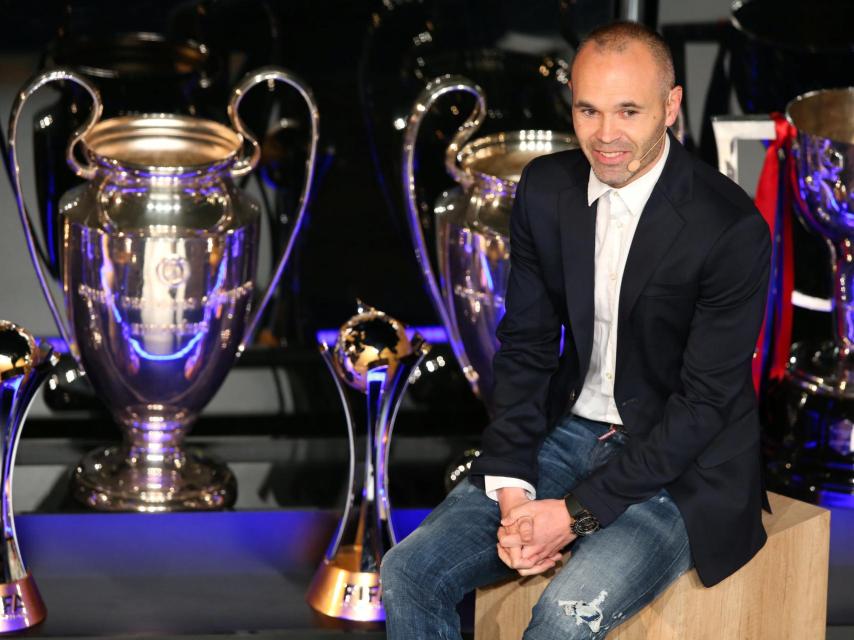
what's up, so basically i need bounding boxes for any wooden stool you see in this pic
[474,492,829,639]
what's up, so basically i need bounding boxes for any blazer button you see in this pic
[569,390,577,403]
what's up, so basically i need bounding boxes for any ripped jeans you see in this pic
[381,415,692,640]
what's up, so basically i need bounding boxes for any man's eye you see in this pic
[623,110,638,117]
[582,109,597,117]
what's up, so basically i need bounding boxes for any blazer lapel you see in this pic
[616,186,685,376]
[617,135,693,344]
[558,184,596,378]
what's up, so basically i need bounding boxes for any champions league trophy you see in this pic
[7,67,319,511]
[307,303,429,622]
[0,321,57,632]
[713,88,854,495]
[402,75,577,410]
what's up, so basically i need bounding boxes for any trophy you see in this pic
[307,303,429,622]
[713,88,854,495]
[0,321,57,632]
[7,66,319,511]
[402,75,577,410]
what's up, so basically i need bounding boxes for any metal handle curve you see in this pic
[401,74,485,394]
[228,66,320,353]
[7,69,103,362]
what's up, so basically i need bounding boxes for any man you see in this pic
[382,21,770,639]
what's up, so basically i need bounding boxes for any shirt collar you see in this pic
[586,134,670,216]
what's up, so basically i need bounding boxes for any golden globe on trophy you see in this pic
[306,303,429,622]
[7,67,319,511]
[402,74,577,410]
[0,321,57,632]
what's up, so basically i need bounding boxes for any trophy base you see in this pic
[763,370,854,498]
[72,445,236,512]
[0,573,47,632]
[306,546,384,622]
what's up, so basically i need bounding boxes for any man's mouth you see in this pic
[593,149,630,165]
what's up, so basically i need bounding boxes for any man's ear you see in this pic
[665,85,683,127]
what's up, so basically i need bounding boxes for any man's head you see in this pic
[569,22,682,188]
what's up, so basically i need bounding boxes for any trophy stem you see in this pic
[71,415,235,512]
[829,240,854,376]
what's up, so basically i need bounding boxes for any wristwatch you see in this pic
[564,492,600,536]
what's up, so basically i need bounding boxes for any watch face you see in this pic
[572,513,600,536]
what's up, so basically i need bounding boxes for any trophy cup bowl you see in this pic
[785,88,854,392]
[307,303,429,622]
[0,321,57,632]
[7,67,319,511]
[403,75,577,410]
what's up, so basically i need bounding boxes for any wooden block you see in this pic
[475,493,829,640]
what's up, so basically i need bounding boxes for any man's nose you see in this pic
[596,116,620,144]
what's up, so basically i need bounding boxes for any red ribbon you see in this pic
[752,114,796,393]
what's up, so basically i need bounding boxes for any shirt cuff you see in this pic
[483,476,537,501]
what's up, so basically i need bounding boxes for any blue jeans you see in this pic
[381,415,692,639]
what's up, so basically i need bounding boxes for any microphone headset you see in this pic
[627,128,667,173]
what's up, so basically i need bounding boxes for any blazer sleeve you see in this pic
[469,162,563,488]
[572,212,771,526]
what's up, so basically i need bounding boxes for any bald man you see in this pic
[381,21,770,639]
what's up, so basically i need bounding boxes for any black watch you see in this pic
[564,493,600,536]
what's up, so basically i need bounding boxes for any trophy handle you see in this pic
[228,66,320,352]
[402,75,486,394]
[7,69,103,362]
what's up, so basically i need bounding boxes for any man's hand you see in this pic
[495,487,534,571]
[499,498,576,575]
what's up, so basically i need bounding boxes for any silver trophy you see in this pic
[0,321,57,632]
[306,303,429,622]
[7,67,319,511]
[713,88,854,494]
[402,75,577,410]
[785,89,854,390]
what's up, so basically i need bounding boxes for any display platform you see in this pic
[14,509,429,638]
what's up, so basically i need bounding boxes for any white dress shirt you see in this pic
[485,136,671,501]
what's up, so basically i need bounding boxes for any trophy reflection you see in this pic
[7,67,319,511]
[307,303,429,622]
[0,321,57,632]
[402,74,577,410]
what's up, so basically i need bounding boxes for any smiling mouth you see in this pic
[594,149,630,165]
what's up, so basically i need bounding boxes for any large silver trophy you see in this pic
[0,321,56,632]
[402,75,577,409]
[7,67,319,511]
[307,303,429,622]
[713,88,854,495]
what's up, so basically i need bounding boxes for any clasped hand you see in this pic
[496,495,576,576]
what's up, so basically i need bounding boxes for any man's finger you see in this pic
[520,543,547,560]
[500,508,531,527]
[517,517,534,543]
[517,560,556,577]
[496,543,513,569]
[503,544,540,570]
[498,532,524,548]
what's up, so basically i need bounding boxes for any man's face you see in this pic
[570,42,682,188]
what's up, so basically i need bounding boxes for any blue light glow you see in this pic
[128,332,205,362]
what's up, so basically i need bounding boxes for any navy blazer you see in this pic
[469,134,771,587]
